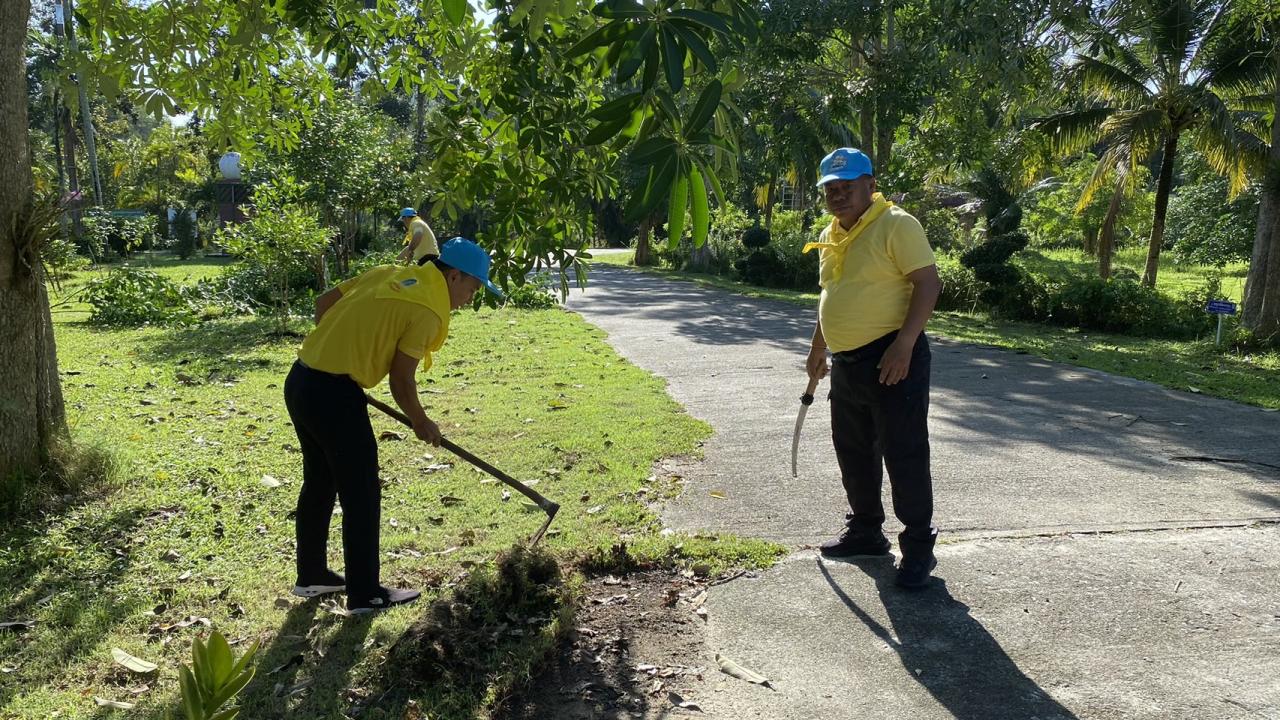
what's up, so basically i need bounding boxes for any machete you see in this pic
[791,374,822,478]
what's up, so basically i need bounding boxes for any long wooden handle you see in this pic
[364,393,560,516]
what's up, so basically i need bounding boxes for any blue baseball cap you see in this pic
[439,238,504,299]
[816,148,874,187]
[400,207,418,218]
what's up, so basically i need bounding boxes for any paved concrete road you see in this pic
[565,265,1280,719]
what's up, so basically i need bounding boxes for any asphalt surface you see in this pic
[564,262,1280,719]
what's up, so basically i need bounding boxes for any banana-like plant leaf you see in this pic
[670,9,731,35]
[593,0,648,18]
[660,27,684,92]
[583,114,632,145]
[441,0,467,26]
[668,22,716,72]
[566,20,632,58]
[631,136,677,165]
[588,91,644,122]
[617,25,656,83]
[667,174,689,248]
[684,80,722,138]
[689,165,710,248]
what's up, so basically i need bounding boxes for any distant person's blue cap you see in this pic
[439,238,504,299]
[400,207,418,218]
[816,148,874,187]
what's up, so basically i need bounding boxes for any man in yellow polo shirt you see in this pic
[396,207,439,264]
[284,238,503,614]
[803,148,942,589]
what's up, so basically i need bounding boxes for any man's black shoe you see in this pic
[292,569,346,598]
[819,527,891,558]
[347,586,420,615]
[895,555,937,589]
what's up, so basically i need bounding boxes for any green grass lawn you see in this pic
[2,262,782,719]
[610,254,1280,410]
[1018,246,1249,302]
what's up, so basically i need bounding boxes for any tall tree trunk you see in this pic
[60,101,85,242]
[1243,51,1280,339]
[1,0,68,484]
[875,7,894,170]
[634,217,653,266]
[1098,180,1124,280]
[1142,135,1179,287]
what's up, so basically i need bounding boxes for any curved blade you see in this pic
[791,375,821,478]
[790,403,809,478]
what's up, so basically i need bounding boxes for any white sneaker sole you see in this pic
[291,584,345,598]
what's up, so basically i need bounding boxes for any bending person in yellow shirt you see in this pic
[396,207,439,264]
[285,238,503,614]
[803,147,942,589]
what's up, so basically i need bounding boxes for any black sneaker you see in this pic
[819,526,891,558]
[291,570,346,598]
[347,586,420,615]
[895,556,938,589]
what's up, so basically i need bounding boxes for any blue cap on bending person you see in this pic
[816,148,874,187]
[400,207,418,218]
[439,238,504,299]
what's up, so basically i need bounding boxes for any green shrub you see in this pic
[935,254,982,312]
[41,232,89,280]
[504,272,559,309]
[215,177,330,314]
[85,266,197,326]
[172,209,198,260]
[742,224,771,249]
[208,262,316,314]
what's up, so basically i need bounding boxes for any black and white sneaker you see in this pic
[291,570,346,598]
[347,586,420,615]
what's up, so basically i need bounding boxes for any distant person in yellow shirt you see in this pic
[284,238,503,614]
[396,207,439,264]
[802,148,942,589]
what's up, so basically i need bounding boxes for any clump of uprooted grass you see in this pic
[376,545,575,714]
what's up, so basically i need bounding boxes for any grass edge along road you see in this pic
[1,280,783,719]
[590,250,1280,410]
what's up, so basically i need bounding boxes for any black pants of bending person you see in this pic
[283,360,380,599]
[830,331,937,560]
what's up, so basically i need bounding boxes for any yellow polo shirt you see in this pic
[404,217,439,262]
[816,205,935,353]
[297,264,451,388]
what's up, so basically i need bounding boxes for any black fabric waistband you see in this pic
[293,359,355,383]
[833,331,900,364]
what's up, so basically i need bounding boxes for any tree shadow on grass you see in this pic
[132,317,307,378]
[0,507,148,709]
[818,558,1078,720]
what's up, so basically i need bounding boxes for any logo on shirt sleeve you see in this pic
[400,278,418,287]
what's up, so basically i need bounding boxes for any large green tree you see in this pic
[1035,0,1267,288]
[1236,0,1280,339]
[3,0,756,482]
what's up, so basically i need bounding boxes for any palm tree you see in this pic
[1035,0,1268,287]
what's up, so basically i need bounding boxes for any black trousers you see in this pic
[283,361,381,598]
[830,331,937,559]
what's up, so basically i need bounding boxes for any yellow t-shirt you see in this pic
[297,264,451,388]
[816,205,936,353]
[404,217,439,262]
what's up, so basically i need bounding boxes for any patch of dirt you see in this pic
[499,569,716,719]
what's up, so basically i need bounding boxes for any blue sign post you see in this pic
[1205,300,1237,345]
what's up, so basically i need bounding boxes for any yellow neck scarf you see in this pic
[802,193,894,286]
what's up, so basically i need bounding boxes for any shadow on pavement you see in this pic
[818,557,1078,720]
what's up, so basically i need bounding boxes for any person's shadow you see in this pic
[819,557,1079,720]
